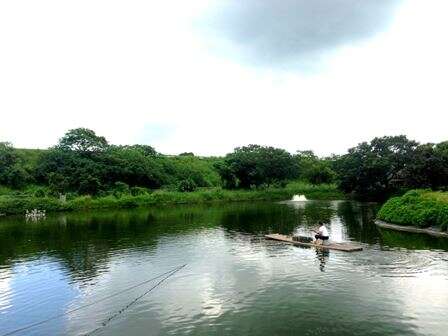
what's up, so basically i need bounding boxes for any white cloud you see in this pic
[1,0,447,156]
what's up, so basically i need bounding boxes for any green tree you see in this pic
[306,162,335,185]
[177,178,197,192]
[0,142,31,188]
[398,142,448,190]
[334,136,418,199]
[56,128,108,153]
[217,145,297,189]
[48,172,70,195]
[294,150,318,178]
[78,174,102,195]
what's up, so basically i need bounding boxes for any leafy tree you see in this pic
[293,150,338,184]
[103,146,168,188]
[306,162,335,185]
[334,136,418,199]
[37,142,169,195]
[214,161,237,189]
[294,150,318,178]
[112,181,130,197]
[56,128,108,153]
[164,155,220,188]
[78,174,102,195]
[0,142,17,172]
[217,145,297,189]
[124,144,158,157]
[398,143,448,190]
[48,172,70,195]
[0,142,31,188]
[177,178,197,192]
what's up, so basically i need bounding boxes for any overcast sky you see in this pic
[1,0,447,156]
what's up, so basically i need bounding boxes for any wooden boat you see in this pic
[265,234,363,252]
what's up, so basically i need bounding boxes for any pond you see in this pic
[1,200,448,336]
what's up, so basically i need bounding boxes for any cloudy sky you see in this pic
[1,0,447,156]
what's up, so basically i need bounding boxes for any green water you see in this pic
[1,200,448,336]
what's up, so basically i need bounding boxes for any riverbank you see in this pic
[375,220,448,238]
[377,190,448,233]
[0,182,344,216]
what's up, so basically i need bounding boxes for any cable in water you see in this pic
[1,264,187,336]
[83,264,186,336]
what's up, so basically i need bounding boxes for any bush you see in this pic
[48,172,69,195]
[78,175,102,195]
[34,188,46,198]
[177,178,197,192]
[0,196,70,215]
[112,181,130,197]
[117,196,139,208]
[377,190,448,230]
[130,186,149,196]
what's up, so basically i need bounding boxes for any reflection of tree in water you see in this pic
[285,200,334,227]
[379,228,448,251]
[220,201,335,237]
[0,201,384,285]
[316,249,330,272]
[336,201,380,244]
[219,202,297,235]
[0,205,224,283]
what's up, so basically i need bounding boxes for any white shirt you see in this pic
[319,225,329,237]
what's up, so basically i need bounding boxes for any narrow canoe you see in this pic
[265,234,363,252]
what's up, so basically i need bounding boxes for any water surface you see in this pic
[1,200,447,336]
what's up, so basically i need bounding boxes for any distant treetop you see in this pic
[56,128,108,153]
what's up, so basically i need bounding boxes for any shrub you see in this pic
[0,196,70,215]
[177,178,197,192]
[113,181,130,197]
[48,172,69,195]
[78,175,102,195]
[34,188,46,198]
[130,186,149,196]
[377,190,448,230]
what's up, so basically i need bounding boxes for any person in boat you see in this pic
[313,222,330,244]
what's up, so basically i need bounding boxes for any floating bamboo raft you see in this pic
[265,234,363,252]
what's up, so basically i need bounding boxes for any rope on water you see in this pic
[1,264,187,336]
[83,264,186,336]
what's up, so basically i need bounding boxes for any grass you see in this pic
[0,182,344,215]
[377,189,448,231]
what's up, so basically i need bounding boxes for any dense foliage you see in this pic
[215,145,298,189]
[0,182,342,215]
[333,136,448,199]
[293,150,337,185]
[377,190,448,231]
[1,129,448,206]
[27,128,221,196]
[0,142,33,189]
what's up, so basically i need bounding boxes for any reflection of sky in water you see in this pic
[286,200,346,241]
[0,259,78,335]
[0,269,12,314]
[0,202,447,335]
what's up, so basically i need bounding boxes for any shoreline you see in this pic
[375,219,448,238]
[0,185,344,217]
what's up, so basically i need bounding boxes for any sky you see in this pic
[1,0,447,156]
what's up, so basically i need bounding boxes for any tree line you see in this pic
[1,129,447,200]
